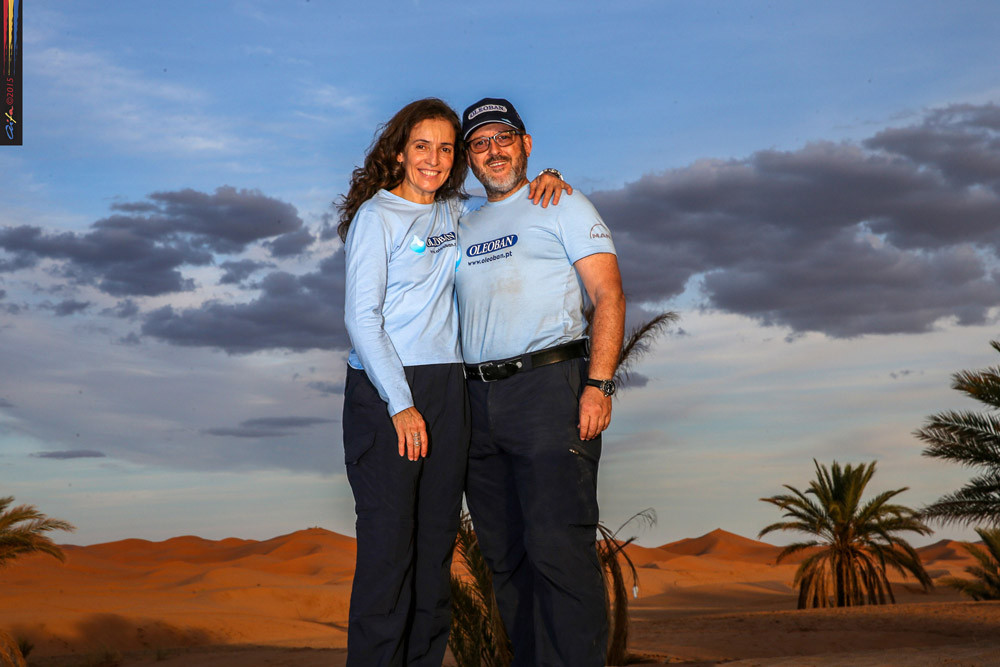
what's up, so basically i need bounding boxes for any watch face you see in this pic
[589,378,616,396]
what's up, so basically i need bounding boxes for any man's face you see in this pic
[466,122,533,200]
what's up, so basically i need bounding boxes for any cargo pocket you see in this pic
[344,430,377,466]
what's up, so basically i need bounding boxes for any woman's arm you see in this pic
[344,210,428,459]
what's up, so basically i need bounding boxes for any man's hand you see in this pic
[528,172,573,207]
[578,385,612,440]
[391,406,428,460]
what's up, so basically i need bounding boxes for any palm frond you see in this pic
[0,497,75,568]
[614,312,678,387]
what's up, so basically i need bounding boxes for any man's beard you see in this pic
[470,146,528,198]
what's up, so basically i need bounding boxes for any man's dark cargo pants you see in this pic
[465,357,608,667]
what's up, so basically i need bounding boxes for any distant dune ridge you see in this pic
[2,527,1000,666]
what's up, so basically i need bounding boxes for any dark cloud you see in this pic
[117,332,141,346]
[0,223,208,296]
[0,186,304,297]
[242,417,335,428]
[0,398,13,408]
[202,426,291,438]
[102,299,140,319]
[617,372,650,390]
[102,186,304,254]
[218,259,274,285]
[32,449,106,459]
[141,251,348,353]
[307,380,344,395]
[40,298,91,317]
[265,227,316,258]
[591,102,1000,338]
[203,415,336,438]
[318,212,340,241]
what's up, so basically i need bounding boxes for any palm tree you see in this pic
[915,339,1000,527]
[759,460,933,609]
[596,508,656,665]
[448,512,512,667]
[940,528,1000,601]
[448,510,656,667]
[0,495,76,568]
[0,628,28,667]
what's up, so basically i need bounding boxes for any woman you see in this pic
[338,97,568,666]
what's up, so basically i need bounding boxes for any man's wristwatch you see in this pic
[586,378,616,397]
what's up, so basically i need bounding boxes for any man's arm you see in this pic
[574,252,625,440]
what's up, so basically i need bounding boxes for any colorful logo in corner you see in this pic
[409,235,427,254]
[2,0,22,146]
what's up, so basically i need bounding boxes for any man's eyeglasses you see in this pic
[466,129,521,154]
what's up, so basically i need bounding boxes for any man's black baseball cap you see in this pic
[461,98,526,140]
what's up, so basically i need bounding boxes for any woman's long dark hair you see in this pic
[336,98,467,242]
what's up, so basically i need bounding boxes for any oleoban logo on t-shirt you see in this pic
[589,224,612,240]
[466,234,518,257]
[426,232,456,248]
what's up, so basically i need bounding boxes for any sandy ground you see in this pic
[4,527,999,666]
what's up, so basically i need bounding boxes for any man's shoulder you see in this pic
[552,190,600,217]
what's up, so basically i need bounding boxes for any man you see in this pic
[455,97,626,666]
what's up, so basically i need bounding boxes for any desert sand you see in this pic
[3,527,999,666]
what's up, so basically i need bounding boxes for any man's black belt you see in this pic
[465,339,589,382]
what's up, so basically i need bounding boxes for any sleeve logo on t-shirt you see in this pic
[589,224,612,240]
[466,234,518,257]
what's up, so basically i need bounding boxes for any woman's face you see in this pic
[393,117,456,204]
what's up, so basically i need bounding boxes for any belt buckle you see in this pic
[476,362,495,382]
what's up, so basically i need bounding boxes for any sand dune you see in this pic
[2,527,997,666]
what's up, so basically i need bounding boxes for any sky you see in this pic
[2,0,1000,548]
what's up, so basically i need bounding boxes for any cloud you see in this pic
[33,46,244,156]
[102,187,304,254]
[0,398,13,408]
[0,187,305,297]
[102,299,140,319]
[591,102,1000,338]
[44,299,91,317]
[265,228,316,258]
[32,450,107,459]
[203,416,336,438]
[218,259,274,285]
[307,380,344,396]
[141,252,348,353]
[618,372,650,390]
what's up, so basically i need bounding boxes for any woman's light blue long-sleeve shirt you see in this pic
[344,190,476,416]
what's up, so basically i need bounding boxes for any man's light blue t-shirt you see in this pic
[454,185,616,365]
[344,190,478,415]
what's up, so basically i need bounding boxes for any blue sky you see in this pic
[3,0,1000,546]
